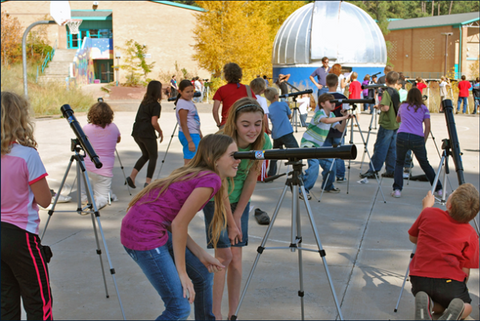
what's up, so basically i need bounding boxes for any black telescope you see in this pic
[371,71,382,77]
[168,91,201,102]
[361,84,386,90]
[442,99,465,185]
[234,144,357,161]
[330,98,375,104]
[60,104,103,169]
[279,89,313,99]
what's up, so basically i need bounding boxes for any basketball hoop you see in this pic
[66,19,82,35]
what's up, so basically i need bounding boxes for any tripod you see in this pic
[231,160,344,320]
[155,122,178,180]
[290,103,300,133]
[393,138,480,313]
[40,139,126,320]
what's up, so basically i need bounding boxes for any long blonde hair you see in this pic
[127,134,234,248]
[220,97,265,172]
[1,92,37,156]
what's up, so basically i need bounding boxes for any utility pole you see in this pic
[441,32,453,76]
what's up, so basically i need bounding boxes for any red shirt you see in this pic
[408,207,479,282]
[213,83,256,126]
[416,82,427,94]
[348,80,361,99]
[458,80,472,97]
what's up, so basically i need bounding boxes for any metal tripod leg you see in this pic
[115,149,131,195]
[155,122,178,179]
[360,111,377,172]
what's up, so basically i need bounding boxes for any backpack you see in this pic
[384,87,400,116]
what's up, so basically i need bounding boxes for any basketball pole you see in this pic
[22,20,58,100]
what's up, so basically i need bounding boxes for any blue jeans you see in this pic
[393,133,442,192]
[268,133,299,177]
[457,96,468,113]
[474,98,479,114]
[364,103,374,113]
[123,233,215,320]
[368,126,397,173]
[324,135,345,179]
[299,113,308,127]
[302,157,335,193]
[317,87,329,98]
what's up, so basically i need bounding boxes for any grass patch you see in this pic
[1,63,95,116]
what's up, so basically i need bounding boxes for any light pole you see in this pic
[115,52,121,86]
[442,32,453,76]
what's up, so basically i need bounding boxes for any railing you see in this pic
[41,39,57,73]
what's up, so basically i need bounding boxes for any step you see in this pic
[38,75,72,84]
[51,49,78,62]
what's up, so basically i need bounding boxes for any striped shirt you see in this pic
[300,109,338,148]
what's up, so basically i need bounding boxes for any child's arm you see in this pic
[224,189,242,244]
[31,177,51,209]
[462,267,470,282]
[212,100,222,127]
[231,166,259,239]
[171,187,225,303]
[409,235,418,244]
[151,116,163,143]
[423,118,431,142]
[422,190,435,210]
[263,114,271,134]
[178,109,195,152]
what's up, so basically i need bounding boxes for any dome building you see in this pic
[272,1,387,94]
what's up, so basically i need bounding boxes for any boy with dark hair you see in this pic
[360,71,400,179]
[410,184,479,320]
[300,93,352,199]
[457,75,471,114]
[264,87,299,177]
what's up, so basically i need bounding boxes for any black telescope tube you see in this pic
[233,144,357,161]
[61,104,103,169]
[330,98,375,104]
[442,100,465,185]
[361,84,386,90]
[279,89,313,99]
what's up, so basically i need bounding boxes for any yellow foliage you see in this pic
[193,1,306,84]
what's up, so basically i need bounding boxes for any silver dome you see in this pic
[272,1,387,66]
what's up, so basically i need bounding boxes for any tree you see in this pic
[116,39,155,86]
[1,11,22,66]
[192,1,305,82]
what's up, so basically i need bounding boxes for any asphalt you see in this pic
[33,98,479,320]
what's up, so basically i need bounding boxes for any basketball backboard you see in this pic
[50,1,71,26]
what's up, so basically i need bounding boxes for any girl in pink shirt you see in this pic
[1,91,53,320]
[81,102,121,211]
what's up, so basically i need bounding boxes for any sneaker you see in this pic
[52,193,71,203]
[381,171,394,178]
[336,177,347,183]
[299,192,312,200]
[404,167,412,173]
[414,291,432,320]
[325,187,341,193]
[391,190,401,198]
[403,172,410,179]
[357,178,369,184]
[360,171,377,179]
[435,189,443,197]
[437,298,464,320]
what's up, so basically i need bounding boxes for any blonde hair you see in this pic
[1,92,37,155]
[249,78,266,95]
[264,87,278,102]
[220,97,265,172]
[449,183,480,223]
[127,134,234,248]
[350,72,358,80]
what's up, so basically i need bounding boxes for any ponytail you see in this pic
[174,93,182,106]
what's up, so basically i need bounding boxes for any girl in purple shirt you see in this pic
[392,87,442,198]
[121,134,240,320]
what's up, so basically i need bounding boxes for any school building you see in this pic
[1,1,208,84]
[385,12,479,80]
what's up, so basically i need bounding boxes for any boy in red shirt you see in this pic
[409,183,479,320]
[457,75,472,114]
[348,71,362,119]
[416,77,428,94]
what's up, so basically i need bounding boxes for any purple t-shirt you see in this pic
[397,103,430,137]
[310,66,331,87]
[121,171,221,251]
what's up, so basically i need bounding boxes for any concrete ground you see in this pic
[33,98,479,320]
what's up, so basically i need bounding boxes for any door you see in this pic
[94,60,114,83]
[68,30,87,49]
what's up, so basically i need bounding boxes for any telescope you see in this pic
[371,71,381,77]
[279,89,313,99]
[234,144,357,161]
[442,99,464,185]
[361,84,386,90]
[60,104,103,169]
[330,98,375,105]
[168,91,201,102]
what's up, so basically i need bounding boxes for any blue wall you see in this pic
[273,66,384,96]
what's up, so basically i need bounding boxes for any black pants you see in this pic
[267,132,299,177]
[1,222,53,320]
[133,136,158,179]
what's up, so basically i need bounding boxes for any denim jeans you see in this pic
[267,133,299,177]
[123,233,215,320]
[323,136,345,179]
[302,157,335,193]
[364,103,374,113]
[317,87,329,98]
[474,99,479,114]
[299,113,308,127]
[457,96,468,113]
[393,132,442,192]
[369,126,397,173]
[404,150,414,170]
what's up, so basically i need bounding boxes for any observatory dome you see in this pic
[272,1,387,91]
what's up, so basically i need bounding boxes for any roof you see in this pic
[150,1,205,12]
[388,12,479,30]
[71,10,112,20]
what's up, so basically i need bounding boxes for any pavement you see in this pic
[32,98,479,320]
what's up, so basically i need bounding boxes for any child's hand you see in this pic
[422,190,435,209]
[188,141,195,152]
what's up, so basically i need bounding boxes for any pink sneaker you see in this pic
[391,190,401,198]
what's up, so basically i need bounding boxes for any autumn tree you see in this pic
[1,11,22,66]
[192,1,305,82]
[116,39,155,86]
